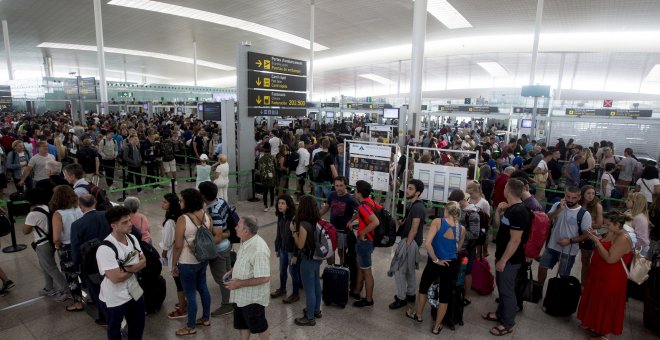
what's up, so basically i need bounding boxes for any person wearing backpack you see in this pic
[6,140,32,193]
[290,195,323,326]
[98,130,118,189]
[258,143,277,212]
[97,206,147,340]
[171,189,221,336]
[349,180,379,308]
[121,135,143,193]
[449,189,480,307]
[62,163,90,197]
[160,132,178,182]
[22,188,69,301]
[310,138,338,207]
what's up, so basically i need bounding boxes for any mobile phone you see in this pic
[223,273,232,282]
[594,228,608,236]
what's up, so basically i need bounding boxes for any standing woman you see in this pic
[291,195,322,326]
[466,180,492,258]
[213,154,229,201]
[578,185,604,284]
[625,192,650,256]
[577,211,633,340]
[50,185,84,311]
[406,201,465,335]
[635,166,660,208]
[6,140,32,192]
[276,144,289,196]
[271,194,300,304]
[54,135,67,163]
[171,189,217,336]
[160,193,187,319]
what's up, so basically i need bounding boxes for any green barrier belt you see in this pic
[542,186,625,203]
[107,179,170,193]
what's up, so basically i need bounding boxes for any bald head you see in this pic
[78,194,96,212]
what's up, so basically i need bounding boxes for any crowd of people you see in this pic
[0,109,657,339]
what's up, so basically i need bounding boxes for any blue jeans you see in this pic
[103,297,145,340]
[313,181,331,207]
[179,262,211,328]
[300,259,322,320]
[278,250,300,295]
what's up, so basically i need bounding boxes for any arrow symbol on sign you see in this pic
[256,78,262,86]
[256,60,262,67]
[256,96,262,104]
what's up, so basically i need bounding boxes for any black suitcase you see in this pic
[543,275,581,316]
[345,230,358,292]
[644,252,660,334]
[142,275,167,314]
[430,287,465,330]
[322,265,349,308]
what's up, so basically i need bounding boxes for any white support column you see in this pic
[409,0,428,137]
[555,52,566,101]
[2,20,13,80]
[529,0,544,141]
[93,0,108,115]
[308,0,315,102]
[123,56,127,82]
[193,41,198,86]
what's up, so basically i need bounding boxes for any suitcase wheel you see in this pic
[338,304,346,309]
[448,326,456,331]
[458,321,464,326]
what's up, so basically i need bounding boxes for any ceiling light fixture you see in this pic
[477,62,508,77]
[108,0,328,51]
[427,0,472,29]
[359,73,395,85]
[645,64,660,82]
[37,42,235,71]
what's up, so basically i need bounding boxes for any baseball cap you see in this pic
[200,154,209,161]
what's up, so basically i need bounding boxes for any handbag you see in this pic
[520,263,543,303]
[621,247,651,285]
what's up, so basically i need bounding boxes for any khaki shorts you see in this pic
[162,160,177,173]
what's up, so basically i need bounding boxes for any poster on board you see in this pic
[369,125,392,143]
[413,163,468,203]
[348,143,392,192]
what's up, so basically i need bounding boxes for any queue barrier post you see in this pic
[248,169,260,202]
[187,159,195,182]
[120,167,127,202]
[171,178,176,195]
[2,201,28,253]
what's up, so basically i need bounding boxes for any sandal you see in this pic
[405,310,423,322]
[65,304,84,312]
[481,312,499,322]
[196,318,210,327]
[175,327,197,336]
[462,298,472,307]
[167,308,187,319]
[432,325,443,335]
[490,325,513,336]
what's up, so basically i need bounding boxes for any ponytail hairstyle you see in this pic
[467,180,484,198]
[603,210,626,229]
[444,201,462,223]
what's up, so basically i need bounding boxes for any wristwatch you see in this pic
[433,258,440,264]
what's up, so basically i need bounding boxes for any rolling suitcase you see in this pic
[542,274,581,316]
[471,257,495,295]
[644,252,660,334]
[322,265,349,308]
[142,275,167,314]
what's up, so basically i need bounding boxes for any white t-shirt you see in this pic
[536,159,548,172]
[28,153,55,182]
[97,233,143,308]
[637,178,660,203]
[601,173,615,197]
[547,203,592,256]
[269,137,281,156]
[296,148,310,175]
[468,197,491,217]
[618,156,637,181]
[25,205,49,243]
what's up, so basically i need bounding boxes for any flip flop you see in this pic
[405,310,423,322]
[196,318,210,327]
[481,312,499,322]
[490,325,513,336]
[175,327,197,336]
[432,325,443,335]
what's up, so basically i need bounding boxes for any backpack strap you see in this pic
[576,207,588,234]
[32,207,51,240]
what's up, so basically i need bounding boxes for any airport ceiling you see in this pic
[2,0,660,98]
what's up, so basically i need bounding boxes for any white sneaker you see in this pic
[264,207,269,212]
[38,288,58,297]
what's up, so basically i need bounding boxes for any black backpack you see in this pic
[360,201,396,247]
[227,206,241,244]
[309,152,327,183]
[32,207,54,247]
[137,240,162,281]
[160,140,175,162]
[82,234,141,285]
[0,212,11,237]
[287,150,300,171]
[75,182,112,211]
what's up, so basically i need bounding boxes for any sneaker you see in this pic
[55,292,72,302]
[282,294,299,304]
[167,308,188,319]
[352,298,374,308]
[38,288,58,297]
[270,288,286,298]
[94,318,108,326]
[0,288,7,297]
[349,291,362,300]
[388,297,408,310]
[294,317,316,326]
[3,280,15,291]
[303,308,322,319]
[263,207,269,212]
[210,304,234,317]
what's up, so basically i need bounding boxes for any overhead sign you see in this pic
[603,99,613,107]
[346,103,392,109]
[118,92,133,98]
[247,52,307,76]
[248,107,307,117]
[78,77,97,100]
[321,102,340,108]
[202,102,222,121]
[63,78,79,100]
[565,108,652,118]
[248,90,306,107]
[439,105,499,113]
[512,107,549,115]
[247,71,306,92]
[0,85,11,112]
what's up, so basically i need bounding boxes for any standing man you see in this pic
[268,130,281,157]
[198,182,233,317]
[225,216,271,340]
[62,163,89,198]
[76,138,101,183]
[310,138,337,206]
[97,206,146,340]
[533,150,552,205]
[122,135,143,193]
[160,132,177,182]
[492,166,515,209]
[536,186,591,289]
[141,132,158,187]
[617,148,637,196]
[564,155,584,187]
[388,179,425,310]
[349,180,379,308]
[98,130,118,189]
[482,178,531,336]
[18,141,55,186]
[319,176,359,266]
[295,141,310,196]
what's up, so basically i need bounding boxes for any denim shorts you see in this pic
[336,230,347,249]
[539,248,576,277]
[355,238,374,269]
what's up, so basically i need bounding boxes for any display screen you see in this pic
[326,111,334,118]
[521,119,534,128]
[203,102,222,121]
[383,108,399,119]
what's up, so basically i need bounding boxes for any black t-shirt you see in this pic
[77,147,99,173]
[193,135,205,155]
[548,159,562,181]
[495,202,531,264]
[400,200,426,246]
[313,151,334,182]
[326,191,359,231]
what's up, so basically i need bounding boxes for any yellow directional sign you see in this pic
[248,71,305,91]
[256,60,262,67]
[263,78,270,88]
[256,96,262,105]
[248,90,306,107]
[248,52,307,76]
[256,78,262,86]
[264,96,270,106]
[263,60,271,70]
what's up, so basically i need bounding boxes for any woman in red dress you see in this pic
[577,211,633,340]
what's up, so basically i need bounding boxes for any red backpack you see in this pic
[317,219,338,251]
[524,211,551,259]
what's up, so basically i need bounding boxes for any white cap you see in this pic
[200,154,209,161]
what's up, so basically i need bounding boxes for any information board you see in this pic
[78,77,97,100]
[413,163,468,203]
[202,102,222,121]
[248,90,306,107]
[247,52,306,76]
[565,108,652,117]
[368,125,392,143]
[248,107,307,117]
[0,85,11,112]
[346,103,391,109]
[348,143,392,192]
[63,78,79,100]
[248,71,306,92]
[513,107,549,115]
[439,105,499,113]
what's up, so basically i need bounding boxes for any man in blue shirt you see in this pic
[564,155,584,187]
[319,176,359,266]
[511,153,523,169]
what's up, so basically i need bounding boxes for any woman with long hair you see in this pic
[625,192,650,256]
[580,148,596,185]
[271,194,300,304]
[291,195,323,326]
[578,185,604,284]
[54,135,67,163]
[160,193,187,319]
[276,144,289,196]
[50,185,84,311]
[213,154,230,202]
[577,211,633,340]
[467,180,491,257]
[407,201,465,334]
[650,193,660,241]
[6,140,32,192]
[635,165,660,206]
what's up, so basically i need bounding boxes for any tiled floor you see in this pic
[0,176,657,339]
